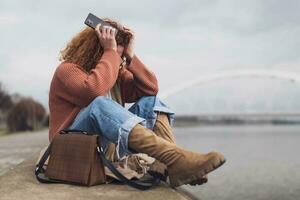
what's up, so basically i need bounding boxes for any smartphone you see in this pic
[84,13,118,35]
[84,13,130,46]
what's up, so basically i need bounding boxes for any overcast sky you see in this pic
[1,0,300,113]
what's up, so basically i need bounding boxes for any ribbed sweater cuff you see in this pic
[126,54,143,73]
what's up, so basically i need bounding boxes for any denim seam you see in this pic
[116,115,146,158]
[91,107,145,159]
[91,112,128,159]
[121,115,146,131]
[153,106,175,114]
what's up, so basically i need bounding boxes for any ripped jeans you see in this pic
[67,95,175,159]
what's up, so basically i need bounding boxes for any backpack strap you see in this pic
[35,130,160,190]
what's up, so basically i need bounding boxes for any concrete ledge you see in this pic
[0,156,192,200]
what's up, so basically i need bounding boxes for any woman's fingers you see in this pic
[95,23,102,37]
[95,23,117,51]
[102,26,107,38]
[123,25,133,32]
[107,26,114,37]
[111,27,116,37]
[123,24,131,30]
[123,25,135,37]
[105,26,111,37]
[100,25,116,38]
[96,23,101,31]
[108,27,116,38]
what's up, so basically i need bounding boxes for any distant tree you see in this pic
[0,82,13,112]
[10,93,23,104]
[7,97,46,132]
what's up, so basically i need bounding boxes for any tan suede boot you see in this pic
[147,113,173,181]
[153,112,176,143]
[128,123,226,187]
[152,112,208,185]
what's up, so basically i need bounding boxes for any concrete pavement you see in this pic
[0,130,192,200]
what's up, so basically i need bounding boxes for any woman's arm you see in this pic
[119,54,159,103]
[56,49,123,107]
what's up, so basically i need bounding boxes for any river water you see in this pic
[173,125,300,200]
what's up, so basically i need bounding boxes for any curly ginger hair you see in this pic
[59,17,127,73]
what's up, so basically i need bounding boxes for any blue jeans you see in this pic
[68,95,175,159]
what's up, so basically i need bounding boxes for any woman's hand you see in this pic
[123,26,135,60]
[95,24,117,51]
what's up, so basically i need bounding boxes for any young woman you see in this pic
[48,18,226,187]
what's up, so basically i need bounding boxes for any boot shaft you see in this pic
[153,113,176,143]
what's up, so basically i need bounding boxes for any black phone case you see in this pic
[84,13,131,47]
[84,13,119,35]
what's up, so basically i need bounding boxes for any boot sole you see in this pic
[188,175,208,186]
[169,153,226,187]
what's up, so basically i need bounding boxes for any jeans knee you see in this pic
[91,96,112,107]
[88,96,110,116]
[136,95,157,105]
[131,95,158,112]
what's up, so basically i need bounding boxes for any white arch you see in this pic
[160,69,300,99]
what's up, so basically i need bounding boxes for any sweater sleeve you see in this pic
[119,54,159,103]
[56,49,123,107]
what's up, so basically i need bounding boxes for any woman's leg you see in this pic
[67,96,146,159]
[128,95,175,131]
[128,122,226,188]
[128,95,212,186]
[127,96,175,179]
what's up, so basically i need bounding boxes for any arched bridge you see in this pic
[160,68,300,99]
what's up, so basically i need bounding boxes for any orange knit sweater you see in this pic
[48,49,158,141]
